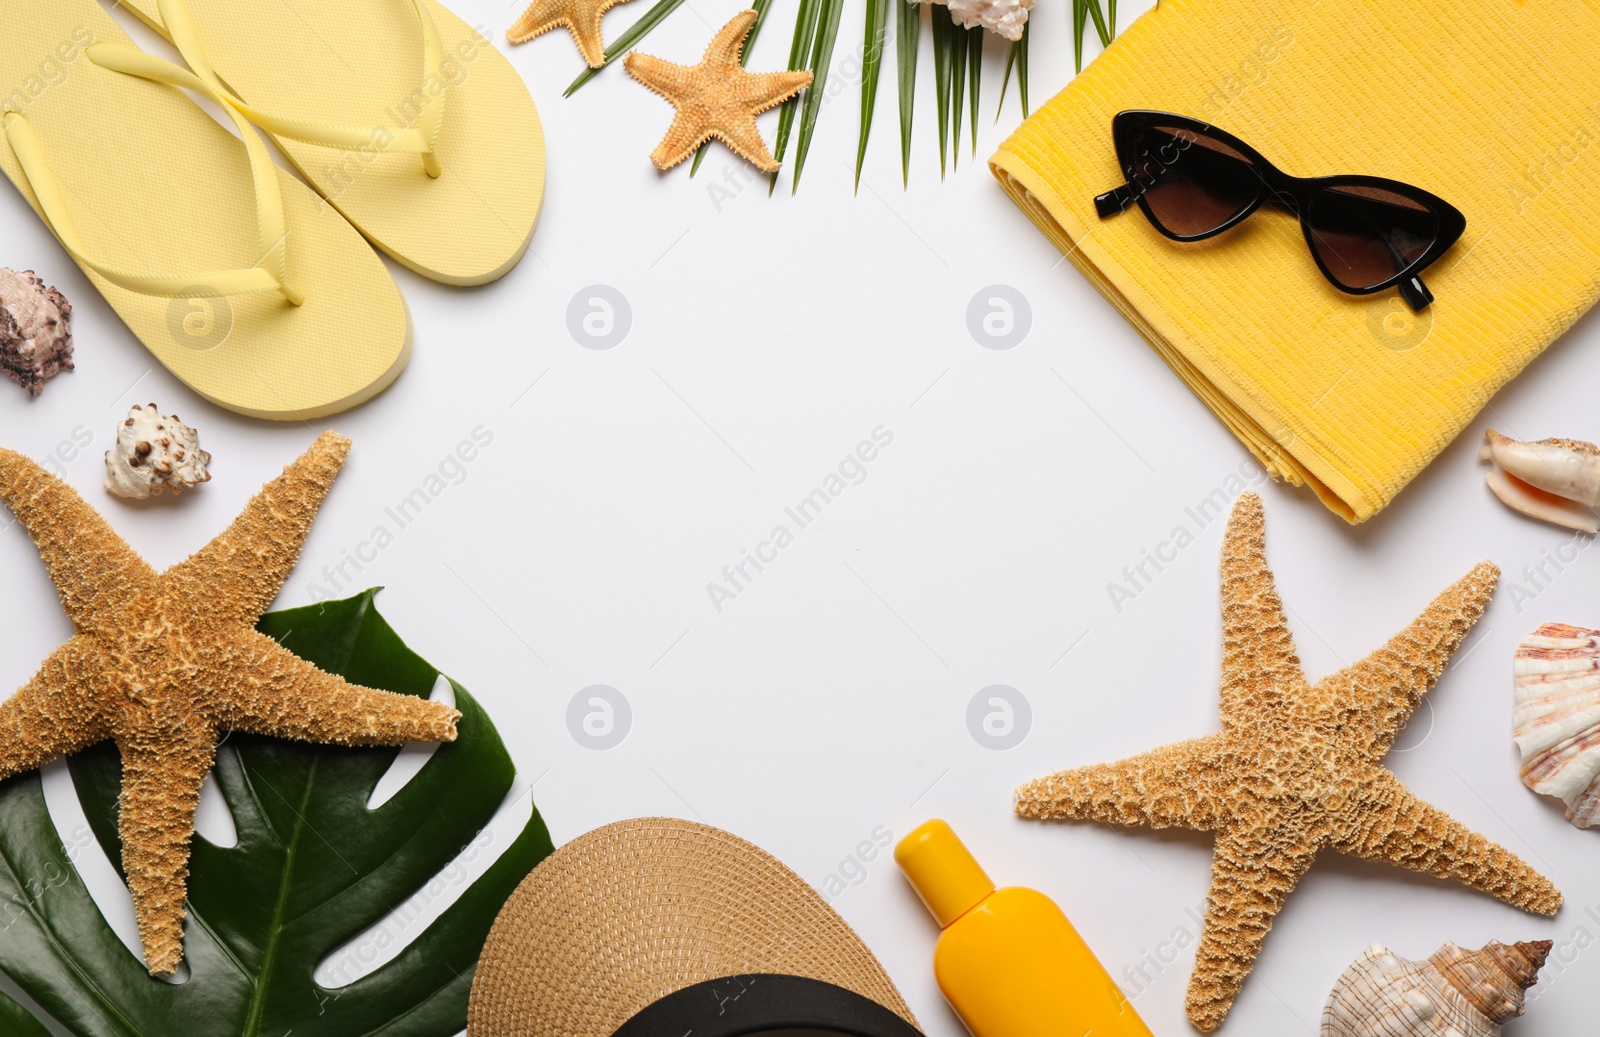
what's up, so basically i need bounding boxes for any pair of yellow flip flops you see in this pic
[1,0,545,419]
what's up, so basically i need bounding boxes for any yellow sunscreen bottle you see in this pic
[895,819,1154,1037]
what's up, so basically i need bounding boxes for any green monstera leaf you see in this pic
[0,590,552,1037]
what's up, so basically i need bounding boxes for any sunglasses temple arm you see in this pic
[1094,183,1140,218]
[1375,233,1434,312]
[1399,275,1433,312]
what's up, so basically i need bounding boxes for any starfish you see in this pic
[508,0,635,68]
[624,11,813,172]
[1016,493,1561,1032]
[0,431,459,978]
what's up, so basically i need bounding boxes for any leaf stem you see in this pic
[563,0,689,95]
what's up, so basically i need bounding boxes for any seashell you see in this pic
[1321,940,1551,1037]
[911,0,1034,41]
[0,267,73,396]
[103,403,212,499]
[1513,622,1600,827]
[1480,429,1600,533]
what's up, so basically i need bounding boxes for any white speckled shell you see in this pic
[1321,941,1547,1037]
[103,404,212,499]
[1514,623,1600,828]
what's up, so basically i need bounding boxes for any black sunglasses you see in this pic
[1094,110,1465,312]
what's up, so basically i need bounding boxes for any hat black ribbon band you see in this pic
[613,974,925,1037]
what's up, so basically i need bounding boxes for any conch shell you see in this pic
[1480,429,1600,532]
[1321,940,1551,1037]
[1514,622,1600,827]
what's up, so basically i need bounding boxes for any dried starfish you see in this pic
[0,432,459,978]
[1016,493,1561,1032]
[507,0,635,68]
[624,11,813,172]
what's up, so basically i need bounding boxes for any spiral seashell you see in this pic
[1321,940,1551,1037]
[1513,622,1600,828]
[0,267,73,396]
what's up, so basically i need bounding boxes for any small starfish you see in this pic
[508,0,636,68]
[1017,493,1562,1032]
[0,432,459,977]
[624,11,812,172]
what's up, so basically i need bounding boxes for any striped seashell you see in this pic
[1513,622,1600,828]
[1321,940,1551,1037]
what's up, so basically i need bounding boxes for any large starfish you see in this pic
[508,0,636,68]
[1017,493,1562,1032]
[624,11,812,172]
[0,431,459,977]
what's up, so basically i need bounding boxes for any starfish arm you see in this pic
[212,631,459,746]
[623,53,693,99]
[1320,561,1498,758]
[507,0,564,41]
[708,119,781,172]
[118,721,218,977]
[1185,828,1317,1032]
[1015,734,1227,831]
[649,113,716,171]
[162,432,350,627]
[0,637,114,781]
[703,8,759,64]
[1331,773,1562,915]
[736,70,814,113]
[0,449,157,634]
[1217,493,1306,729]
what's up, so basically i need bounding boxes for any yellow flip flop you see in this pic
[1,0,410,420]
[121,0,546,286]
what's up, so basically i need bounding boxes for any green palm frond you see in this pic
[895,0,920,185]
[1073,0,1113,72]
[790,0,848,191]
[1018,21,1030,116]
[931,10,954,177]
[855,0,890,190]
[965,25,981,155]
[996,21,1029,122]
[768,0,823,193]
[949,20,967,169]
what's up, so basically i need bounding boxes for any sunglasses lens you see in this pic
[1126,124,1260,236]
[1305,186,1439,290]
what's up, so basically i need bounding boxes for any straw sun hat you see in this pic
[468,817,924,1037]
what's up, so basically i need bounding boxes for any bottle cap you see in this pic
[894,819,995,928]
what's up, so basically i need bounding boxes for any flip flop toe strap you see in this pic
[3,45,303,305]
[158,0,447,178]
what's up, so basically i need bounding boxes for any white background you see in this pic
[2,0,1598,1034]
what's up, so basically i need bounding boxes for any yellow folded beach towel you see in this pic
[992,0,1600,522]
